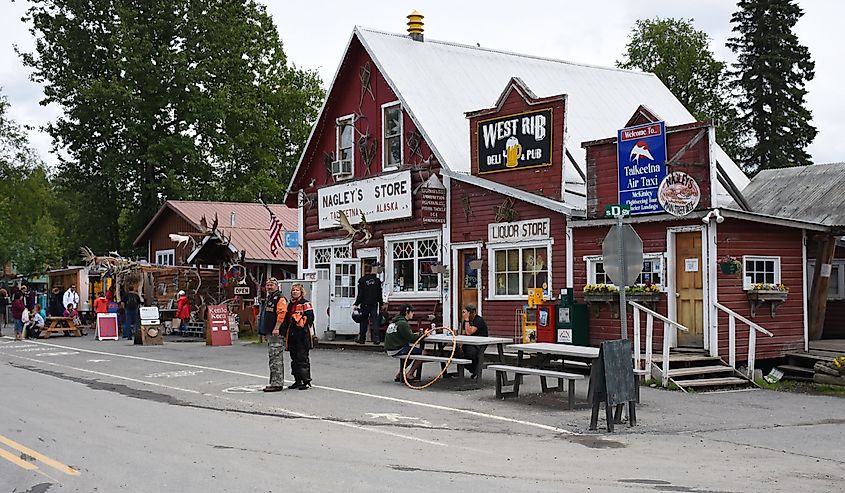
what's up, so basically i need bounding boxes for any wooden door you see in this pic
[675,232,704,347]
[457,249,479,326]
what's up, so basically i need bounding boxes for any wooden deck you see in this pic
[808,339,845,355]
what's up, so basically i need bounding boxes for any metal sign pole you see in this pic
[617,214,628,340]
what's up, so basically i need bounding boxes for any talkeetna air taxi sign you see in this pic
[617,121,667,215]
[477,108,553,174]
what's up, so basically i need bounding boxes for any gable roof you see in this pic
[134,201,298,263]
[353,27,749,208]
[730,162,845,229]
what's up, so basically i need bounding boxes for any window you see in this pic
[807,260,845,300]
[311,244,351,280]
[382,102,402,170]
[388,236,440,294]
[156,249,175,266]
[491,244,550,297]
[585,254,664,287]
[743,256,781,287]
[334,115,355,178]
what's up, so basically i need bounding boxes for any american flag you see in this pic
[266,205,284,257]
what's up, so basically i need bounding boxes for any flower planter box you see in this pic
[747,290,788,318]
[584,292,662,317]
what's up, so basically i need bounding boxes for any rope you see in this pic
[402,326,458,390]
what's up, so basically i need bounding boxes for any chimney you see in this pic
[407,10,424,42]
[230,211,236,227]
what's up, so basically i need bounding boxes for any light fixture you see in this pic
[702,209,724,224]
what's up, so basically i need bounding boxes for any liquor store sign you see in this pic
[318,170,412,229]
[488,218,551,243]
[477,108,553,174]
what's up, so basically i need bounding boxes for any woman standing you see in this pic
[175,290,191,335]
[11,292,26,340]
[285,283,315,390]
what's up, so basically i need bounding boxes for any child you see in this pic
[25,304,45,339]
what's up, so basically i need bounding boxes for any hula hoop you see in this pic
[402,326,458,390]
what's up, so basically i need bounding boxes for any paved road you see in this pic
[1,335,843,492]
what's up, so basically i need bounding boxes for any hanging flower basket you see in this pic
[719,255,742,275]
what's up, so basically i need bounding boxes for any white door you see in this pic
[330,258,360,335]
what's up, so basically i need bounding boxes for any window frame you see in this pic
[742,255,781,289]
[487,240,553,301]
[308,240,351,281]
[155,249,176,266]
[334,114,356,180]
[381,101,403,171]
[807,259,845,300]
[584,253,666,290]
[384,230,442,299]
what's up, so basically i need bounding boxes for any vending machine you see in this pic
[536,303,557,343]
[556,288,588,345]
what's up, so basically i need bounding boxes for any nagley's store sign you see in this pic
[477,108,553,174]
[318,170,412,229]
[488,218,551,243]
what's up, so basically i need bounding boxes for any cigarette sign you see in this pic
[617,121,667,215]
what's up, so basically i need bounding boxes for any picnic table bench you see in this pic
[43,317,83,338]
[488,364,586,408]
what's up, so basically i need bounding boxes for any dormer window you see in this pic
[382,102,402,170]
[334,115,355,179]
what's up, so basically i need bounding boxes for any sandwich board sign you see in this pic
[96,313,119,341]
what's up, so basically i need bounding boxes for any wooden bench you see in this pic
[488,364,586,409]
[393,353,472,382]
[42,317,83,338]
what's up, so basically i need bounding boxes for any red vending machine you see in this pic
[535,303,557,343]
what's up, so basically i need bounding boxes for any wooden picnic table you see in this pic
[43,316,83,338]
[422,334,513,383]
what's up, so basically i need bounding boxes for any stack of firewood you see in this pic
[813,356,845,387]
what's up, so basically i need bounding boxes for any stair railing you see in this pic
[713,302,774,379]
[629,301,692,387]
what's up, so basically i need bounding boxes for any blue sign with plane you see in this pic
[283,231,300,248]
[617,121,667,215]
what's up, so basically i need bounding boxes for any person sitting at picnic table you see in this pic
[384,304,426,383]
[460,304,489,380]
[25,304,45,339]
[63,304,79,319]
[175,290,191,335]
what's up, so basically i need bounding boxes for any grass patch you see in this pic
[238,332,263,345]
[754,377,845,397]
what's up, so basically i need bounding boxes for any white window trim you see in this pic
[583,253,667,291]
[156,249,175,266]
[742,255,782,289]
[487,240,553,301]
[807,259,845,300]
[335,113,356,180]
[381,101,402,172]
[385,231,442,299]
[308,239,351,269]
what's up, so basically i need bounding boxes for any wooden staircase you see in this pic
[779,348,839,382]
[653,348,755,392]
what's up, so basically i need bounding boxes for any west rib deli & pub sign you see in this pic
[477,108,553,174]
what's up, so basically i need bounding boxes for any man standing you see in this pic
[461,304,489,380]
[262,278,288,392]
[122,286,141,340]
[48,287,65,317]
[63,284,80,310]
[354,263,383,344]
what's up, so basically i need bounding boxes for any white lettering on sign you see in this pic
[318,171,412,229]
[488,218,551,243]
[481,115,548,150]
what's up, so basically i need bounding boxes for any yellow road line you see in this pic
[0,446,39,471]
[0,434,80,476]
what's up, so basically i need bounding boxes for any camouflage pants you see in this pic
[268,335,285,388]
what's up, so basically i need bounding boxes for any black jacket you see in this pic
[354,274,383,306]
[48,292,65,317]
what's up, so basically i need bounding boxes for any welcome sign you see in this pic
[617,121,667,215]
[477,108,553,174]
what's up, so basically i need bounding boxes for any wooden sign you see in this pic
[206,304,232,346]
[420,187,447,225]
[589,339,637,432]
[477,108,553,174]
[96,313,119,341]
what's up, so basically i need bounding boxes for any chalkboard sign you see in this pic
[589,339,637,431]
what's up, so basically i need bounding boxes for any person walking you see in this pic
[285,283,315,390]
[354,263,383,344]
[122,287,141,340]
[11,292,26,341]
[63,284,80,310]
[262,278,288,392]
[175,290,191,335]
[48,287,65,318]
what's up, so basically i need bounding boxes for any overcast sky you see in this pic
[2,0,841,168]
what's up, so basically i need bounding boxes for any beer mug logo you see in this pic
[505,136,523,168]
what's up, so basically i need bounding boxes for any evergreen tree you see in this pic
[19,0,324,254]
[728,0,816,173]
[618,18,745,160]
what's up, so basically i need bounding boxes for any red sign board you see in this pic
[421,187,447,225]
[206,304,232,346]
[96,313,119,341]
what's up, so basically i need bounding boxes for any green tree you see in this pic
[727,0,816,173]
[20,0,324,254]
[617,18,745,160]
[0,92,63,276]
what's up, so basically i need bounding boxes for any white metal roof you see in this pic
[356,27,748,205]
